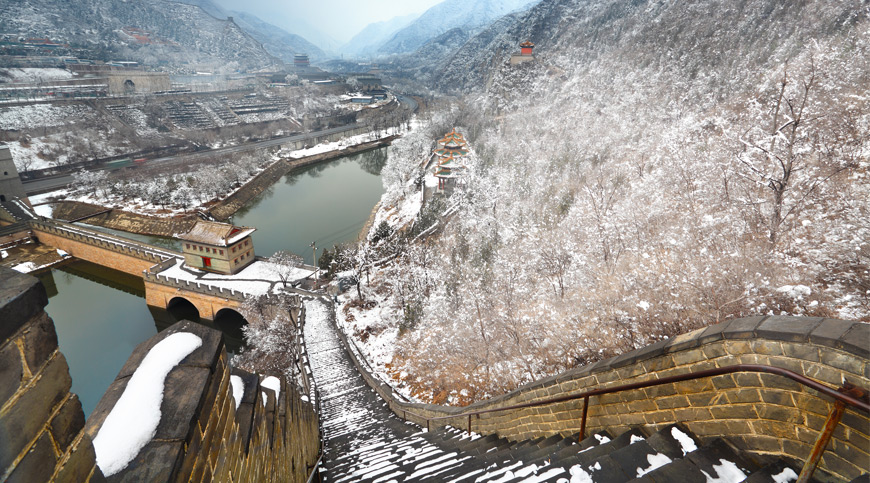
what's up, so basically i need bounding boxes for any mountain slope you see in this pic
[0,0,278,70]
[339,13,419,58]
[174,0,326,61]
[230,11,326,61]
[439,0,869,92]
[378,0,539,55]
[366,0,870,401]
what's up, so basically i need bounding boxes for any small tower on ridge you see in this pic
[510,41,536,65]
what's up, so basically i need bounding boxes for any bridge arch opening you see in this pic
[214,308,247,353]
[167,296,200,322]
[123,79,135,94]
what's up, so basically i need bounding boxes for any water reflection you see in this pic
[42,260,247,416]
[38,149,386,416]
[232,147,387,259]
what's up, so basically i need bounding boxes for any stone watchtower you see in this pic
[179,220,256,275]
[0,145,29,206]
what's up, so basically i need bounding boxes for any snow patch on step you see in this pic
[701,459,748,483]
[671,426,698,455]
[637,453,672,477]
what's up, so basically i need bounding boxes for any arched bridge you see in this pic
[28,218,252,320]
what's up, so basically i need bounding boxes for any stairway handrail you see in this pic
[400,363,868,481]
[405,363,869,431]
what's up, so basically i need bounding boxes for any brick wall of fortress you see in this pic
[1,267,105,482]
[336,316,870,480]
[84,321,320,481]
[31,221,167,276]
[1,268,320,482]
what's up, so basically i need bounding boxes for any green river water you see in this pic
[41,148,387,415]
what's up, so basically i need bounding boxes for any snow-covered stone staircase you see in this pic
[322,423,820,483]
[303,299,856,483]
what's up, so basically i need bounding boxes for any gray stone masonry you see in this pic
[334,313,870,480]
[0,266,105,482]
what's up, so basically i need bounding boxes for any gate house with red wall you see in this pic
[179,220,256,274]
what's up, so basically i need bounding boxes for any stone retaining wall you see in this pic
[208,134,397,221]
[49,135,397,237]
[83,320,321,481]
[0,267,104,482]
[50,202,199,238]
[335,315,869,480]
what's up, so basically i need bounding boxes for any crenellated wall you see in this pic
[0,267,105,482]
[336,315,870,481]
[0,267,320,482]
[30,219,174,276]
[83,320,320,481]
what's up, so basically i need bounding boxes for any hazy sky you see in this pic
[214,0,444,45]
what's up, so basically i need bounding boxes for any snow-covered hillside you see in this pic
[377,0,539,55]
[335,0,870,405]
[339,14,419,59]
[0,0,277,70]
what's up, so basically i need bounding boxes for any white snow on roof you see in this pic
[230,375,244,410]
[93,332,203,477]
[636,453,672,477]
[671,427,697,455]
[630,434,645,444]
[701,459,748,483]
[261,376,281,401]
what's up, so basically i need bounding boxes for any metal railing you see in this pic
[402,364,869,482]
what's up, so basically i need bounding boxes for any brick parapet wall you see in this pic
[0,267,105,482]
[30,219,176,276]
[84,320,320,482]
[143,271,248,302]
[336,315,869,480]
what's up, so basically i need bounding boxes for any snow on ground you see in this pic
[261,376,281,400]
[0,103,98,130]
[11,261,38,273]
[370,180,423,237]
[636,453,672,477]
[0,68,74,84]
[700,459,748,483]
[671,427,698,455]
[33,203,54,218]
[280,130,386,159]
[156,258,313,296]
[334,288,410,400]
[7,127,132,172]
[772,467,799,483]
[28,190,68,205]
[93,332,203,477]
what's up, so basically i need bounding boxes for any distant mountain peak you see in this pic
[376,0,540,56]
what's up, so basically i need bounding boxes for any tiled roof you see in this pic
[179,220,255,247]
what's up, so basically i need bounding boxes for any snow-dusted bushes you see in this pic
[69,151,271,215]
[341,26,869,405]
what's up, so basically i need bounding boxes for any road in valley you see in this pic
[22,123,362,195]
